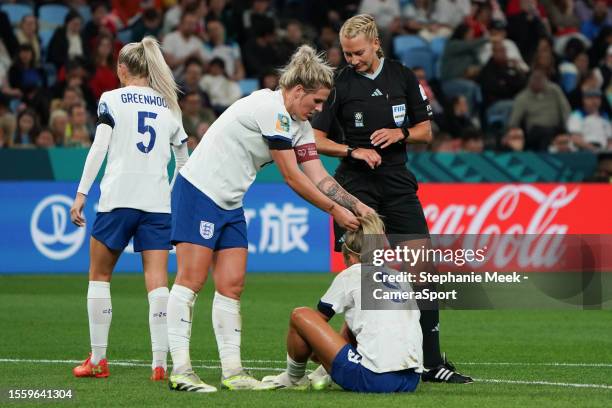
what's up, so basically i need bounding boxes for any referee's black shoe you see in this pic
[422,354,474,384]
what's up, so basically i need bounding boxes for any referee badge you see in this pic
[392,104,406,127]
[354,112,364,128]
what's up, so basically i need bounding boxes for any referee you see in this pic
[312,14,472,384]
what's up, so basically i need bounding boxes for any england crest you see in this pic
[200,221,215,239]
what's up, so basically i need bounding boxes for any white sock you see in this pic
[87,281,111,365]
[167,284,196,374]
[148,286,169,370]
[287,354,307,381]
[212,291,242,378]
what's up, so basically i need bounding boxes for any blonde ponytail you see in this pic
[342,213,386,264]
[118,36,181,118]
[278,44,334,91]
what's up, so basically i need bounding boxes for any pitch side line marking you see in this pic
[0,359,611,390]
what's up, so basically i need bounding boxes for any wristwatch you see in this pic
[346,146,355,157]
[401,127,410,141]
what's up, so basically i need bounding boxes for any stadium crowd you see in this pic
[0,0,610,154]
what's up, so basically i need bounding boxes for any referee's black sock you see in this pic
[419,309,443,368]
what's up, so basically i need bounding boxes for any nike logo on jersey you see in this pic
[371,88,383,96]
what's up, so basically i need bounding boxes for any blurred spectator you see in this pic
[205,19,246,80]
[500,127,527,151]
[242,16,282,78]
[567,88,612,150]
[431,0,472,29]
[34,128,56,148]
[439,95,480,137]
[567,68,610,113]
[208,0,238,42]
[440,23,488,81]
[465,1,494,38]
[590,25,611,68]
[479,40,527,107]
[65,103,92,146]
[317,24,340,52]
[199,57,242,113]
[241,0,276,41]
[278,20,306,65]
[601,44,612,91]
[580,0,612,41]
[585,152,612,182]
[162,8,210,76]
[50,60,96,116]
[0,40,11,88]
[0,123,8,148]
[8,44,46,96]
[479,20,529,72]
[543,0,581,35]
[326,46,344,68]
[163,0,198,35]
[88,35,119,100]
[178,57,209,103]
[83,2,108,52]
[13,109,40,148]
[431,132,460,152]
[180,91,216,138]
[509,69,571,150]
[259,70,279,90]
[47,10,85,70]
[548,132,577,152]
[506,0,549,64]
[0,10,18,58]
[49,109,69,146]
[15,15,41,66]
[130,7,163,42]
[531,37,559,81]
[460,128,485,152]
[358,0,401,33]
[187,134,200,150]
[0,94,16,140]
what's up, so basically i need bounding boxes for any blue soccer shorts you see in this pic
[171,174,248,250]
[330,344,420,393]
[92,208,172,252]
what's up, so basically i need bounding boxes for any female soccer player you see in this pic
[311,14,472,384]
[262,213,423,393]
[70,37,189,381]
[167,45,373,392]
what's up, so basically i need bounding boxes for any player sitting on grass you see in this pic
[262,213,423,392]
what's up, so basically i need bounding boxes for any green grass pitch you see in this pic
[1,274,611,407]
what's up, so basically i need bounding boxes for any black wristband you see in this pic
[346,146,355,157]
[401,127,410,142]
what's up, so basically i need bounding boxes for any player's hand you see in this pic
[70,193,87,227]
[354,201,375,218]
[351,148,382,169]
[370,128,405,149]
[331,205,360,232]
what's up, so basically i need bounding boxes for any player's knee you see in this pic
[290,307,313,324]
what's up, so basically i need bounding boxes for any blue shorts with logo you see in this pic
[171,174,247,250]
[92,208,171,252]
[331,344,420,393]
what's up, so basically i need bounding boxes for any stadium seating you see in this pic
[77,5,91,24]
[239,78,259,96]
[117,28,132,45]
[429,37,447,78]
[1,3,33,26]
[394,35,436,79]
[38,4,70,32]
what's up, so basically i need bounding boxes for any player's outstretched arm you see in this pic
[270,149,360,231]
[300,158,374,217]
[70,124,112,227]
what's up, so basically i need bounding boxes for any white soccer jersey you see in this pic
[180,89,317,210]
[96,86,187,213]
[319,264,423,374]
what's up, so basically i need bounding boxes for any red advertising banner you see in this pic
[330,184,612,272]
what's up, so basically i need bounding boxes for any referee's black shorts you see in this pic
[333,162,430,252]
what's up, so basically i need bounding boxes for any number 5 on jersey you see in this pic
[137,111,157,153]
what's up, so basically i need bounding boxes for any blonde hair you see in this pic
[118,36,181,117]
[341,213,386,264]
[278,45,334,92]
[339,14,384,58]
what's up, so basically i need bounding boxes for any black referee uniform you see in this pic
[311,58,433,251]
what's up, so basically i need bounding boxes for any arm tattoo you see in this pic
[317,176,358,211]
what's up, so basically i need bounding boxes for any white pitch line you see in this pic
[0,358,611,390]
[457,362,612,368]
